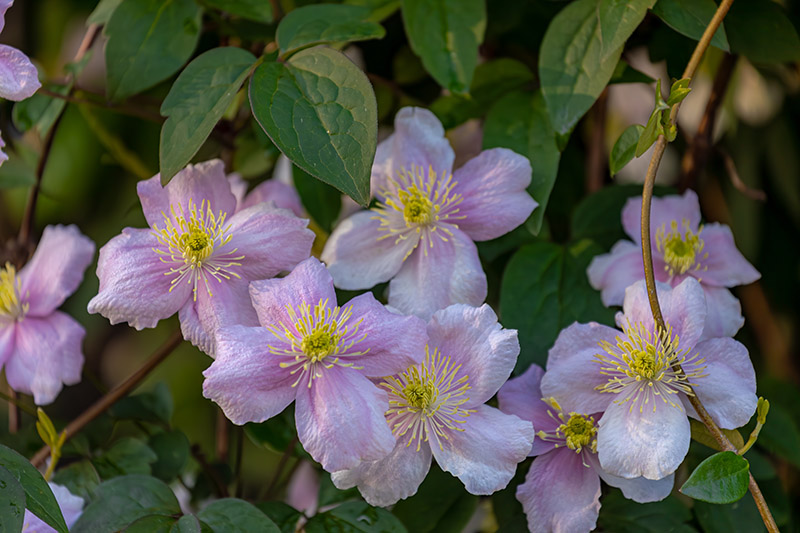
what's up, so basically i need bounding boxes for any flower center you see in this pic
[536,398,597,454]
[400,187,435,226]
[0,262,27,321]
[656,219,708,277]
[403,381,437,409]
[300,329,335,362]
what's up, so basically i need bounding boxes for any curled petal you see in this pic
[586,453,674,503]
[498,364,558,456]
[696,223,760,287]
[0,44,41,101]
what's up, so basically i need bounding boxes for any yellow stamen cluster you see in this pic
[0,262,27,320]
[536,398,597,454]
[656,219,708,277]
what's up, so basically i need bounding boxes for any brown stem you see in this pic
[269,0,283,21]
[586,88,609,193]
[191,444,229,498]
[717,148,767,202]
[37,89,163,123]
[30,330,183,468]
[215,408,229,461]
[7,387,19,433]
[264,436,298,499]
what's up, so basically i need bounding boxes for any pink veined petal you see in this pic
[202,325,298,425]
[0,44,41,101]
[451,148,536,241]
[388,227,487,320]
[137,159,237,228]
[286,461,320,516]
[338,292,428,377]
[0,323,14,367]
[497,364,559,457]
[228,173,248,209]
[5,312,85,406]
[87,228,191,330]
[331,438,433,507]
[431,405,534,495]
[700,285,744,339]
[249,257,336,328]
[695,223,760,287]
[427,303,519,406]
[516,447,601,533]
[18,224,95,317]
[322,210,419,291]
[587,240,645,307]
[621,190,701,245]
[241,178,305,218]
[23,482,84,533]
[295,365,395,472]
[586,453,674,503]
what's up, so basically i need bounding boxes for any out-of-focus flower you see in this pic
[228,156,304,218]
[21,483,83,532]
[0,132,7,166]
[332,304,534,506]
[0,225,94,404]
[88,159,314,355]
[541,278,757,480]
[498,364,673,533]
[322,107,536,320]
[587,190,760,338]
[286,460,320,517]
[0,0,41,102]
[202,257,428,472]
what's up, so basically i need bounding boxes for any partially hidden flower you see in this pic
[587,190,760,338]
[87,159,314,355]
[332,304,535,506]
[0,0,41,102]
[541,278,757,480]
[0,132,7,166]
[227,155,304,218]
[322,107,536,320]
[0,225,94,404]
[498,364,673,533]
[202,257,428,472]
[22,482,84,533]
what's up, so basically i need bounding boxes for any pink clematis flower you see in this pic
[202,257,428,472]
[498,364,673,533]
[541,278,757,481]
[332,304,535,506]
[22,482,84,533]
[87,159,314,355]
[587,190,760,338]
[322,107,536,320]
[0,225,94,405]
[0,0,41,102]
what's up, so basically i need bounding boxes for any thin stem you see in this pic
[30,330,183,467]
[37,88,163,123]
[264,436,298,499]
[0,388,37,417]
[191,444,229,498]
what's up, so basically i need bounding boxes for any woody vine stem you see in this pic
[639,0,778,531]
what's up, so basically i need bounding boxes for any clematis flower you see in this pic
[0,0,41,102]
[0,225,94,405]
[541,278,757,481]
[498,364,673,533]
[322,107,536,320]
[87,159,314,355]
[587,190,760,338]
[22,482,84,533]
[332,304,535,506]
[202,257,428,472]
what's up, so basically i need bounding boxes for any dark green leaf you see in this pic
[392,466,477,533]
[680,451,750,504]
[171,514,203,533]
[293,164,342,234]
[88,0,123,25]
[197,499,280,533]
[726,0,800,64]
[51,460,102,502]
[72,475,180,533]
[610,60,656,84]
[254,502,302,533]
[753,403,800,468]
[345,0,401,22]
[250,46,377,206]
[159,47,257,184]
[201,0,273,23]
[598,490,697,533]
[12,85,68,135]
[0,154,37,189]
[483,90,561,235]
[93,437,158,478]
[277,4,386,56]
[609,124,644,175]
[652,0,729,51]
[306,501,407,533]
[244,407,298,455]
[318,472,360,508]
[149,431,190,481]
[0,465,26,533]
[110,382,173,424]
[105,0,203,101]
[636,109,662,157]
[694,497,764,533]
[123,514,177,533]
[0,444,68,533]
[401,0,486,94]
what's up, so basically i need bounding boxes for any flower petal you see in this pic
[586,453,674,503]
[88,228,190,329]
[427,303,519,406]
[241,178,305,218]
[322,210,418,290]
[696,223,760,287]
[587,240,645,307]
[23,482,84,532]
[498,364,559,456]
[700,286,744,339]
[19,224,95,316]
[388,227,486,320]
[0,0,10,33]
[202,325,297,425]
[622,190,701,244]
[0,131,8,167]
[0,324,14,367]
[295,365,395,472]
[0,44,41,101]
[431,405,534,495]
[228,173,248,208]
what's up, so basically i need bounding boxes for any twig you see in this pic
[269,0,283,22]
[191,444,229,498]
[215,409,229,461]
[264,436,298,500]
[717,148,767,202]
[586,88,608,193]
[0,388,36,417]
[37,88,163,123]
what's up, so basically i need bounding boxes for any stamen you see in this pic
[655,219,708,278]
[0,262,28,320]
[535,398,598,455]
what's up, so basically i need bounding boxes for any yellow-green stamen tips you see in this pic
[401,186,436,226]
[301,329,335,362]
[0,262,28,320]
[656,219,708,277]
[536,398,598,454]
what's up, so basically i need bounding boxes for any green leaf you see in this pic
[244,407,298,455]
[0,444,68,533]
[401,0,486,94]
[201,0,273,23]
[317,472,360,508]
[540,0,654,134]
[171,514,203,533]
[12,85,68,135]
[636,109,662,157]
[197,499,280,533]
[72,475,181,533]
[499,240,615,372]
[277,4,386,56]
[392,466,477,533]
[293,165,342,234]
[0,465,26,533]
[651,0,729,51]
[51,460,102,502]
[254,502,302,533]
[483,90,561,235]
[123,514,178,533]
[93,437,158,478]
[110,382,174,424]
[87,0,123,25]
[250,47,377,206]
[680,451,750,504]
[609,124,644,175]
[345,0,401,22]
[689,419,745,452]
[610,60,656,85]
[149,430,190,481]
[725,0,800,65]
[306,501,407,533]
[598,490,697,533]
[694,498,764,533]
[104,0,203,101]
[159,47,257,184]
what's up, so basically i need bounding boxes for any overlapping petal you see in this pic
[697,223,760,287]
[0,44,41,101]
[621,190,701,244]
[497,364,558,456]
[701,285,745,338]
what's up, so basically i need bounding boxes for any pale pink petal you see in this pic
[0,0,11,33]
[23,483,84,533]
[0,324,14,367]
[597,396,690,480]
[0,132,7,166]
[431,405,534,495]
[621,190,701,244]
[427,304,519,406]
[498,364,558,457]
[87,228,191,330]
[517,448,600,533]
[178,299,213,356]
[332,439,432,507]
[695,223,760,287]
[18,224,95,316]
[586,453,674,503]
[388,227,486,320]
[295,365,395,472]
[701,286,744,339]
[322,210,418,290]
[228,173,248,209]
[451,148,535,241]
[0,44,41,101]
[286,461,320,515]
[137,159,236,227]
[587,240,645,307]
[241,179,304,218]
[202,326,297,424]
[338,292,427,377]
